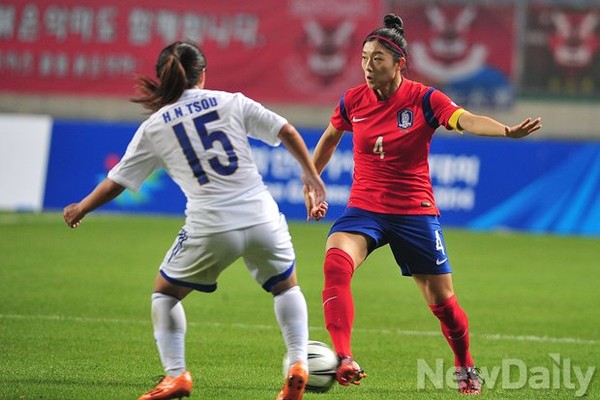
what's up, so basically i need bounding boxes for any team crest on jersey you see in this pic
[397,109,414,129]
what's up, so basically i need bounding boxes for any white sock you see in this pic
[274,286,308,368]
[151,292,187,377]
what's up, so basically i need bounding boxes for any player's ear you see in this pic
[396,57,406,72]
[197,69,206,89]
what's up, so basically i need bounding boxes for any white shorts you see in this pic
[158,213,295,292]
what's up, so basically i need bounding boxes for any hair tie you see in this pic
[367,35,406,58]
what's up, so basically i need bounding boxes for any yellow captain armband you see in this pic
[448,108,466,134]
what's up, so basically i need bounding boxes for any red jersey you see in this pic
[330,78,464,215]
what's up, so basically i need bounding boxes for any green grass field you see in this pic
[1,212,598,399]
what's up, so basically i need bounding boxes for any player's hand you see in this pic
[505,117,542,139]
[63,203,85,228]
[311,200,329,221]
[302,177,327,221]
[304,187,328,221]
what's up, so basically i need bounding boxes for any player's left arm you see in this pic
[457,111,542,139]
[63,178,126,228]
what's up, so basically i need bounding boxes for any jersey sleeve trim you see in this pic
[448,108,466,133]
[422,88,439,129]
[339,94,351,125]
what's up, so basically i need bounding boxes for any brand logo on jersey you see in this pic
[397,109,414,129]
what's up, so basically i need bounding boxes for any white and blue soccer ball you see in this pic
[283,340,338,393]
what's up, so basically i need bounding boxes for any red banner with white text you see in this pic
[0,0,382,104]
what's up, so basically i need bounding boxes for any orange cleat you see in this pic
[336,357,366,386]
[276,361,308,400]
[139,371,193,400]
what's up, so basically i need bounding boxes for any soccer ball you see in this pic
[282,340,338,393]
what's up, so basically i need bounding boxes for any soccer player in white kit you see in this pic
[63,41,326,400]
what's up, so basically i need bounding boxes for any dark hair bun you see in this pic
[178,45,195,64]
[384,13,404,35]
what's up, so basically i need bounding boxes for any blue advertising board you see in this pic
[44,119,187,215]
[43,119,600,236]
[429,136,600,235]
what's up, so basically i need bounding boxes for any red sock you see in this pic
[429,295,474,368]
[322,248,355,358]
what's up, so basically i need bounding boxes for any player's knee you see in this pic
[323,248,355,287]
[271,276,298,296]
[430,296,469,332]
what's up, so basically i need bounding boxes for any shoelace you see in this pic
[468,367,485,385]
[455,367,485,385]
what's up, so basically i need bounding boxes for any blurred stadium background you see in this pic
[1,2,599,399]
[1,0,599,235]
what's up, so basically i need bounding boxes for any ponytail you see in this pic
[132,41,206,112]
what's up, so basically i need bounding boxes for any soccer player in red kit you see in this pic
[308,13,541,395]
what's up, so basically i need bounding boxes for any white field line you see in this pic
[1,313,597,346]
[0,213,60,225]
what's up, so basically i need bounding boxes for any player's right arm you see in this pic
[313,122,345,175]
[303,122,345,220]
[277,123,327,220]
[63,178,125,228]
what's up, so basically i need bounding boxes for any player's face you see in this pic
[361,40,401,91]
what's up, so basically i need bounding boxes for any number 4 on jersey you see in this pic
[373,136,385,159]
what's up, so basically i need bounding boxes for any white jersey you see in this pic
[108,88,287,234]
